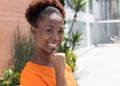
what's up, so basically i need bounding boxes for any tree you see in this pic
[66,0,86,41]
[58,0,86,72]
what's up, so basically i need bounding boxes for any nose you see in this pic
[52,33,59,41]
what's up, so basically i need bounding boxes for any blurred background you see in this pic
[0,0,120,86]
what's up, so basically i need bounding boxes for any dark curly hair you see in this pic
[25,0,65,27]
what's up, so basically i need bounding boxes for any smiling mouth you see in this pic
[48,43,59,50]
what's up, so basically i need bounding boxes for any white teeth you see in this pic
[49,43,57,47]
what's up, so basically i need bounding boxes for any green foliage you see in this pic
[0,68,20,86]
[66,48,77,72]
[71,31,82,50]
[0,30,34,86]
[59,0,86,72]
[58,31,82,72]
[66,0,86,12]
[13,31,34,72]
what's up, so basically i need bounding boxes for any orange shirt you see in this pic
[20,62,78,86]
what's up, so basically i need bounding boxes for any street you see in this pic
[75,44,120,86]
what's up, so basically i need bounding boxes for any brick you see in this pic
[0,0,31,76]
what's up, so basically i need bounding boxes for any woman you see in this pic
[20,0,78,86]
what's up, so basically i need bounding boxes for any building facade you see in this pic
[65,0,120,48]
[0,0,31,76]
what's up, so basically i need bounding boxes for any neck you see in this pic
[30,47,52,67]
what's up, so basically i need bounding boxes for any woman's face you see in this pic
[33,13,64,54]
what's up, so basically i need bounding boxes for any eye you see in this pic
[46,28,53,33]
[58,29,64,34]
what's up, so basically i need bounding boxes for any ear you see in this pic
[31,27,36,37]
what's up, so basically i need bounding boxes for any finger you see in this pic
[50,49,57,58]
[51,49,57,54]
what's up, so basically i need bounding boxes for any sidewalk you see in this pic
[75,44,120,86]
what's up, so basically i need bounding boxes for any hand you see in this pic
[50,50,66,71]
[50,50,68,86]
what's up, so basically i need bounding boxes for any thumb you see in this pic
[51,49,57,56]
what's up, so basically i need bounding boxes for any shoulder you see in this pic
[20,62,48,86]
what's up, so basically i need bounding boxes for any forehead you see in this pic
[38,13,64,27]
[48,13,63,20]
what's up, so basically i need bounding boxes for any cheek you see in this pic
[35,37,41,47]
[60,35,64,42]
[36,34,49,44]
[35,34,42,45]
[61,37,64,41]
[61,34,64,39]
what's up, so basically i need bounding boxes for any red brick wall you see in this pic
[0,0,32,76]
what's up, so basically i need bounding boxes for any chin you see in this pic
[48,48,59,54]
[43,48,54,54]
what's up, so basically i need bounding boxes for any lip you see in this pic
[47,43,59,49]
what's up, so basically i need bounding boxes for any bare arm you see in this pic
[50,51,68,86]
